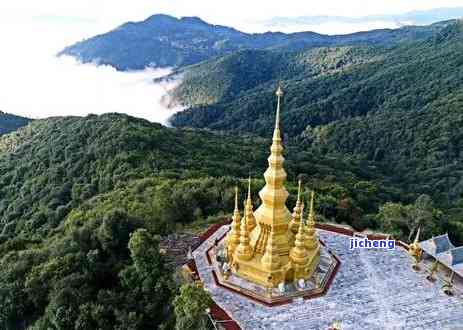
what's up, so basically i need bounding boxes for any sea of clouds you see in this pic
[0,14,397,127]
[0,18,183,125]
[1,6,459,126]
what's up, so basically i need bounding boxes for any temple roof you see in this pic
[420,234,463,277]
[420,233,454,256]
[194,225,463,329]
[450,246,463,266]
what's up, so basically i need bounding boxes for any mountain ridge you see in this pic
[0,111,31,136]
[59,14,454,70]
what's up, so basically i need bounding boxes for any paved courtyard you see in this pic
[193,225,463,330]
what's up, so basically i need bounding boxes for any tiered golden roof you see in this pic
[225,86,320,287]
[227,187,241,256]
[289,180,303,234]
[244,177,256,232]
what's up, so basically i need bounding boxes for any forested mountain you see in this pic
[59,14,453,70]
[170,21,463,207]
[0,111,30,135]
[3,14,463,330]
[1,113,424,329]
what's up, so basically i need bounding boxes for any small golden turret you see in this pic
[235,202,253,261]
[290,204,309,266]
[409,227,422,270]
[409,227,422,257]
[305,191,319,251]
[290,179,303,234]
[244,177,256,232]
[227,187,241,257]
[261,228,281,271]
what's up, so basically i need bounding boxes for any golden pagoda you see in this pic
[225,86,320,287]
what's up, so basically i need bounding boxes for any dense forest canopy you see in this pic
[3,113,443,329]
[171,21,463,209]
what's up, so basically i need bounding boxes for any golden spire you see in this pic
[409,226,422,261]
[305,191,319,250]
[254,85,291,258]
[248,175,252,200]
[261,227,281,271]
[223,85,322,288]
[227,186,241,256]
[308,191,315,226]
[235,201,253,261]
[290,202,309,265]
[275,85,283,130]
[245,176,256,232]
[290,179,303,234]
[414,226,421,244]
[234,186,240,220]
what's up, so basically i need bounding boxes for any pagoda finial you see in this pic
[308,191,315,225]
[300,200,305,221]
[235,202,253,261]
[299,204,306,236]
[272,84,284,142]
[275,84,284,130]
[290,179,303,234]
[305,191,319,251]
[247,175,252,200]
[227,186,242,257]
[245,177,256,231]
[414,226,421,244]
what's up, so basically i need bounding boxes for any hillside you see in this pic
[0,113,404,240]
[0,111,30,135]
[167,46,382,108]
[170,21,463,206]
[0,113,423,329]
[59,14,453,71]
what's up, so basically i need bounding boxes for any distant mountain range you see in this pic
[59,14,455,71]
[0,111,30,135]
[262,7,463,31]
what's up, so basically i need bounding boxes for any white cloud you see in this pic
[0,20,183,125]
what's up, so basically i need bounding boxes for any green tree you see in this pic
[173,284,213,330]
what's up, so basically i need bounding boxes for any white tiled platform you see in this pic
[193,226,463,330]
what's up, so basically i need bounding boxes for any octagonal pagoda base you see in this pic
[206,229,340,306]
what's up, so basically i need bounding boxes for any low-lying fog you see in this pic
[0,18,183,125]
